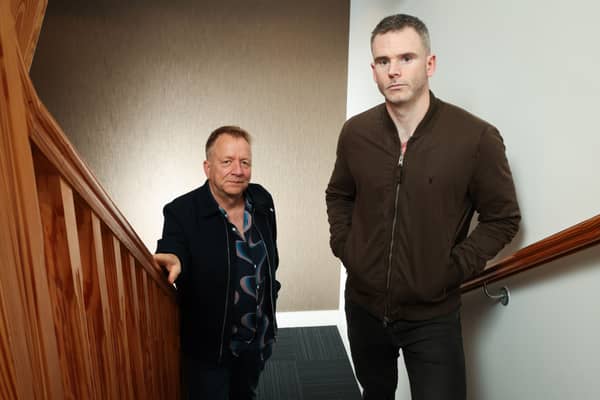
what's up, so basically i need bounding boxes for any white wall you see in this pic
[347,0,600,398]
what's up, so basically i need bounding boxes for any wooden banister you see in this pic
[9,0,46,70]
[1,1,180,398]
[461,214,600,293]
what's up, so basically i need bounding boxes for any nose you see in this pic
[387,59,402,76]
[231,160,243,175]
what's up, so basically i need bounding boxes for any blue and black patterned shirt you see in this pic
[219,197,273,359]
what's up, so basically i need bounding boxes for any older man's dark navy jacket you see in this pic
[156,181,280,363]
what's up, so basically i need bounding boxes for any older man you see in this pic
[155,126,280,400]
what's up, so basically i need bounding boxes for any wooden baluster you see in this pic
[162,289,180,398]
[146,278,159,398]
[35,172,95,399]
[122,251,149,398]
[101,227,135,399]
[92,215,122,398]
[74,197,122,398]
[138,266,157,397]
[171,295,182,399]
[151,282,169,398]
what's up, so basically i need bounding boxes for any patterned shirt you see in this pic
[220,198,273,358]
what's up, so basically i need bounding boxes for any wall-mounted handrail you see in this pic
[461,214,600,293]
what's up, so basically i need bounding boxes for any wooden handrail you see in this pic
[461,214,600,293]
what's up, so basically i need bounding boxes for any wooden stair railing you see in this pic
[462,214,600,293]
[1,1,180,399]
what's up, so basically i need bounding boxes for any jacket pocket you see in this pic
[446,255,465,291]
[341,228,354,271]
[413,256,463,303]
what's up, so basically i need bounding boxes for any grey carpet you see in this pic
[258,326,361,400]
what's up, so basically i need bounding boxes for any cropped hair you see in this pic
[205,125,251,158]
[371,14,431,53]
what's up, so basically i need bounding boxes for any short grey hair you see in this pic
[205,126,251,158]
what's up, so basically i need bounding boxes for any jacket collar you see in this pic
[380,90,441,140]
[194,180,269,217]
[195,181,221,217]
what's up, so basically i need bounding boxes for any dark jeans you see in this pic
[346,300,466,400]
[183,350,265,400]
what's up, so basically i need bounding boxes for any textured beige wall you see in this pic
[30,0,349,311]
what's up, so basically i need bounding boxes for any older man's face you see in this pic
[204,134,252,202]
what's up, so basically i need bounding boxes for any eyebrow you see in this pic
[374,52,418,62]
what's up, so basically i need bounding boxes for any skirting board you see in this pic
[276,310,343,328]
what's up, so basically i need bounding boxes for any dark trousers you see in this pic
[183,350,265,400]
[346,300,466,400]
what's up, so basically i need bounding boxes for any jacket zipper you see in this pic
[218,218,231,363]
[384,144,406,326]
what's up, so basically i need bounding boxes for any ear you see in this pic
[426,54,437,77]
[371,62,377,82]
[203,159,210,178]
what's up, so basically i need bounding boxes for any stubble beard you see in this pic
[383,79,428,107]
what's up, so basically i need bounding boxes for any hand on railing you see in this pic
[153,253,181,285]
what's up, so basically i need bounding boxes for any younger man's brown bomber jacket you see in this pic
[326,92,521,322]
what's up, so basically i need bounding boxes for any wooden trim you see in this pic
[91,211,121,398]
[10,0,47,70]
[138,269,156,396]
[461,214,600,293]
[35,172,95,398]
[101,231,136,399]
[122,251,148,398]
[74,199,118,398]
[0,2,64,397]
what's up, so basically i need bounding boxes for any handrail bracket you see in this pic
[483,282,510,306]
